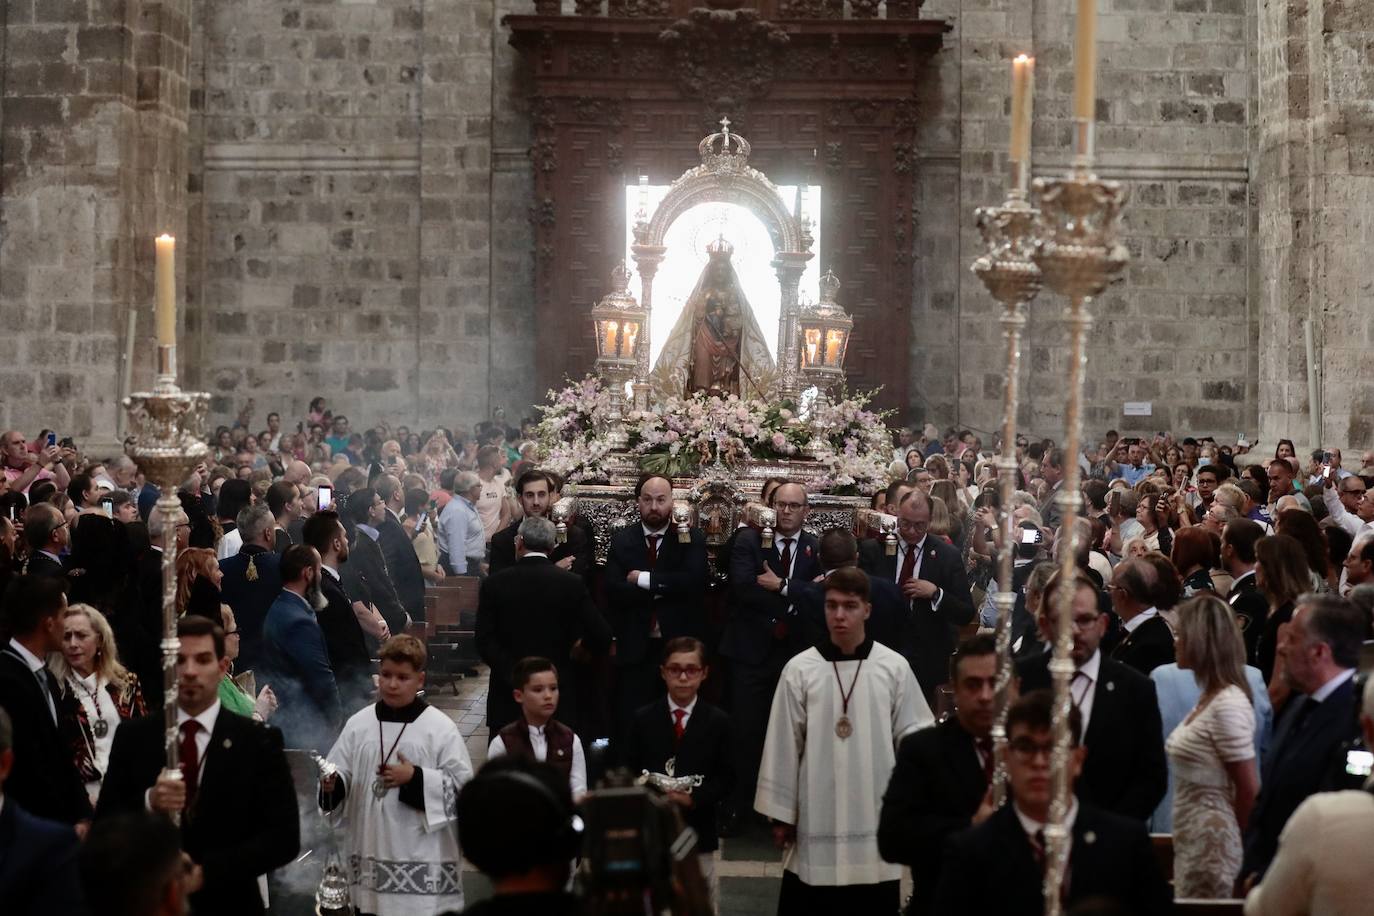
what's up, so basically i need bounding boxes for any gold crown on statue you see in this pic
[706,235,735,259]
[698,116,752,174]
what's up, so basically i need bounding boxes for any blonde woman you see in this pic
[51,603,146,804]
[1166,595,1259,897]
[218,604,278,721]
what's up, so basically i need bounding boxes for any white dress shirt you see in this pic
[1311,668,1356,703]
[145,700,221,811]
[895,536,944,609]
[487,722,588,797]
[1014,798,1079,840]
[1122,606,1159,634]
[668,694,698,733]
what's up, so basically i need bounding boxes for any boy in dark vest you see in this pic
[486,656,587,796]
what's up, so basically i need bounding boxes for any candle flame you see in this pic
[1015,53,1031,63]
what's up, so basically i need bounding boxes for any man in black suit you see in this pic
[489,469,592,578]
[0,706,89,916]
[20,503,67,580]
[857,480,912,574]
[866,490,976,698]
[479,516,611,736]
[1106,558,1175,675]
[605,474,708,746]
[623,636,733,909]
[217,504,282,675]
[932,689,1171,916]
[718,480,821,825]
[303,510,376,711]
[80,811,189,916]
[97,615,300,916]
[374,474,428,623]
[796,528,906,652]
[879,635,999,916]
[343,486,409,635]
[1222,518,1268,661]
[0,575,91,826]
[1241,593,1364,883]
[1017,570,1167,821]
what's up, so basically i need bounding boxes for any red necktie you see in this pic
[179,720,202,803]
[673,708,687,745]
[646,534,661,569]
[898,542,917,586]
[778,537,794,575]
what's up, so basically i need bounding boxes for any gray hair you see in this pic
[517,516,557,554]
[236,504,276,546]
[110,454,136,473]
[454,471,480,493]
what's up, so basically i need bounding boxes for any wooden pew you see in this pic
[425,577,481,694]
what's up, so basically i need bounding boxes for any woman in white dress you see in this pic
[50,603,146,805]
[1167,594,1260,897]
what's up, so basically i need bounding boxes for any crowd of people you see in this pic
[1,402,1372,915]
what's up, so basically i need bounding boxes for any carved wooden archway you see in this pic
[505,1,950,413]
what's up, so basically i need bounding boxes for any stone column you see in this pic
[1257,0,1374,451]
[0,0,189,448]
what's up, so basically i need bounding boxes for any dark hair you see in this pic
[346,487,378,526]
[1140,551,1183,610]
[177,614,226,659]
[28,480,57,506]
[80,812,184,916]
[1222,518,1264,564]
[818,527,859,570]
[1043,448,1064,470]
[761,476,789,502]
[280,544,319,585]
[0,575,67,638]
[662,636,707,666]
[1043,569,1101,616]
[1276,509,1329,578]
[511,655,558,690]
[1274,439,1295,460]
[458,757,577,878]
[216,478,253,523]
[107,489,133,512]
[404,487,431,517]
[66,473,93,507]
[883,479,913,507]
[265,480,297,517]
[302,510,344,555]
[1007,688,1082,747]
[515,469,556,498]
[824,566,870,602]
[1082,479,1109,512]
[1299,593,1368,668]
[1255,534,1312,608]
[1171,526,1216,575]
[1324,526,1354,573]
[950,633,997,682]
[439,468,458,492]
[23,503,62,551]
[633,473,672,498]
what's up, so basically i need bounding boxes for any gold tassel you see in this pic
[246,555,258,582]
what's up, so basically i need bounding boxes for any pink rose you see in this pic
[772,432,787,449]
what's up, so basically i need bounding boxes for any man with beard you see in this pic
[260,545,342,753]
[303,510,376,712]
[488,470,592,577]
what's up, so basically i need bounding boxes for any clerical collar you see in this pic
[376,697,428,723]
[817,635,874,661]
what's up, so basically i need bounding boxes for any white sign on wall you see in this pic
[1123,402,1153,417]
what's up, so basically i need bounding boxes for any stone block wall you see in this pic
[0,0,189,447]
[1256,0,1374,453]
[915,0,1258,445]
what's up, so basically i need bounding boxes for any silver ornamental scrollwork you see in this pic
[123,391,211,491]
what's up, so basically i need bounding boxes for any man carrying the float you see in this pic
[754,566,932,914]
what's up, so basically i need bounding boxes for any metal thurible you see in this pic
[971,161,1043,810]
[1030,121,1128,916]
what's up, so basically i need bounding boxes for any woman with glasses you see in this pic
[51,603,146,805]
[217,604,278,721]
[1165,595,1259,898]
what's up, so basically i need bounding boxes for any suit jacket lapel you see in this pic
[946,722,987,802]
[1084,667,1117,748]
[192,712,234,819]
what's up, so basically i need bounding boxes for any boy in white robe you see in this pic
[320,635,474,916]
[755,566,933,913]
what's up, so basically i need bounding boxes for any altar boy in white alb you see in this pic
[320,635,474,916]
[755,566,933,913]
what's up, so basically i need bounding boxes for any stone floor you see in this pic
[428,666,791,915]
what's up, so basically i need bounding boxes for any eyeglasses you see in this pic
[897,519,929,531]
[773,501,806,513]
[1008,737,1056,761]
[663,665,704,679]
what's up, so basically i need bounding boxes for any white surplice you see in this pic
[754,640,933,886]
[323,703,474,916]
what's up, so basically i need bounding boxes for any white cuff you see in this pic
[636,571,651,590]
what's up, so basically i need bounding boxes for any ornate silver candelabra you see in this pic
[123,346,210,824]
[971,160,1043,808]
[1032,122,1128,916]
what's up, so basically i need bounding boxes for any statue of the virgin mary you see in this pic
[650,237,776,401]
